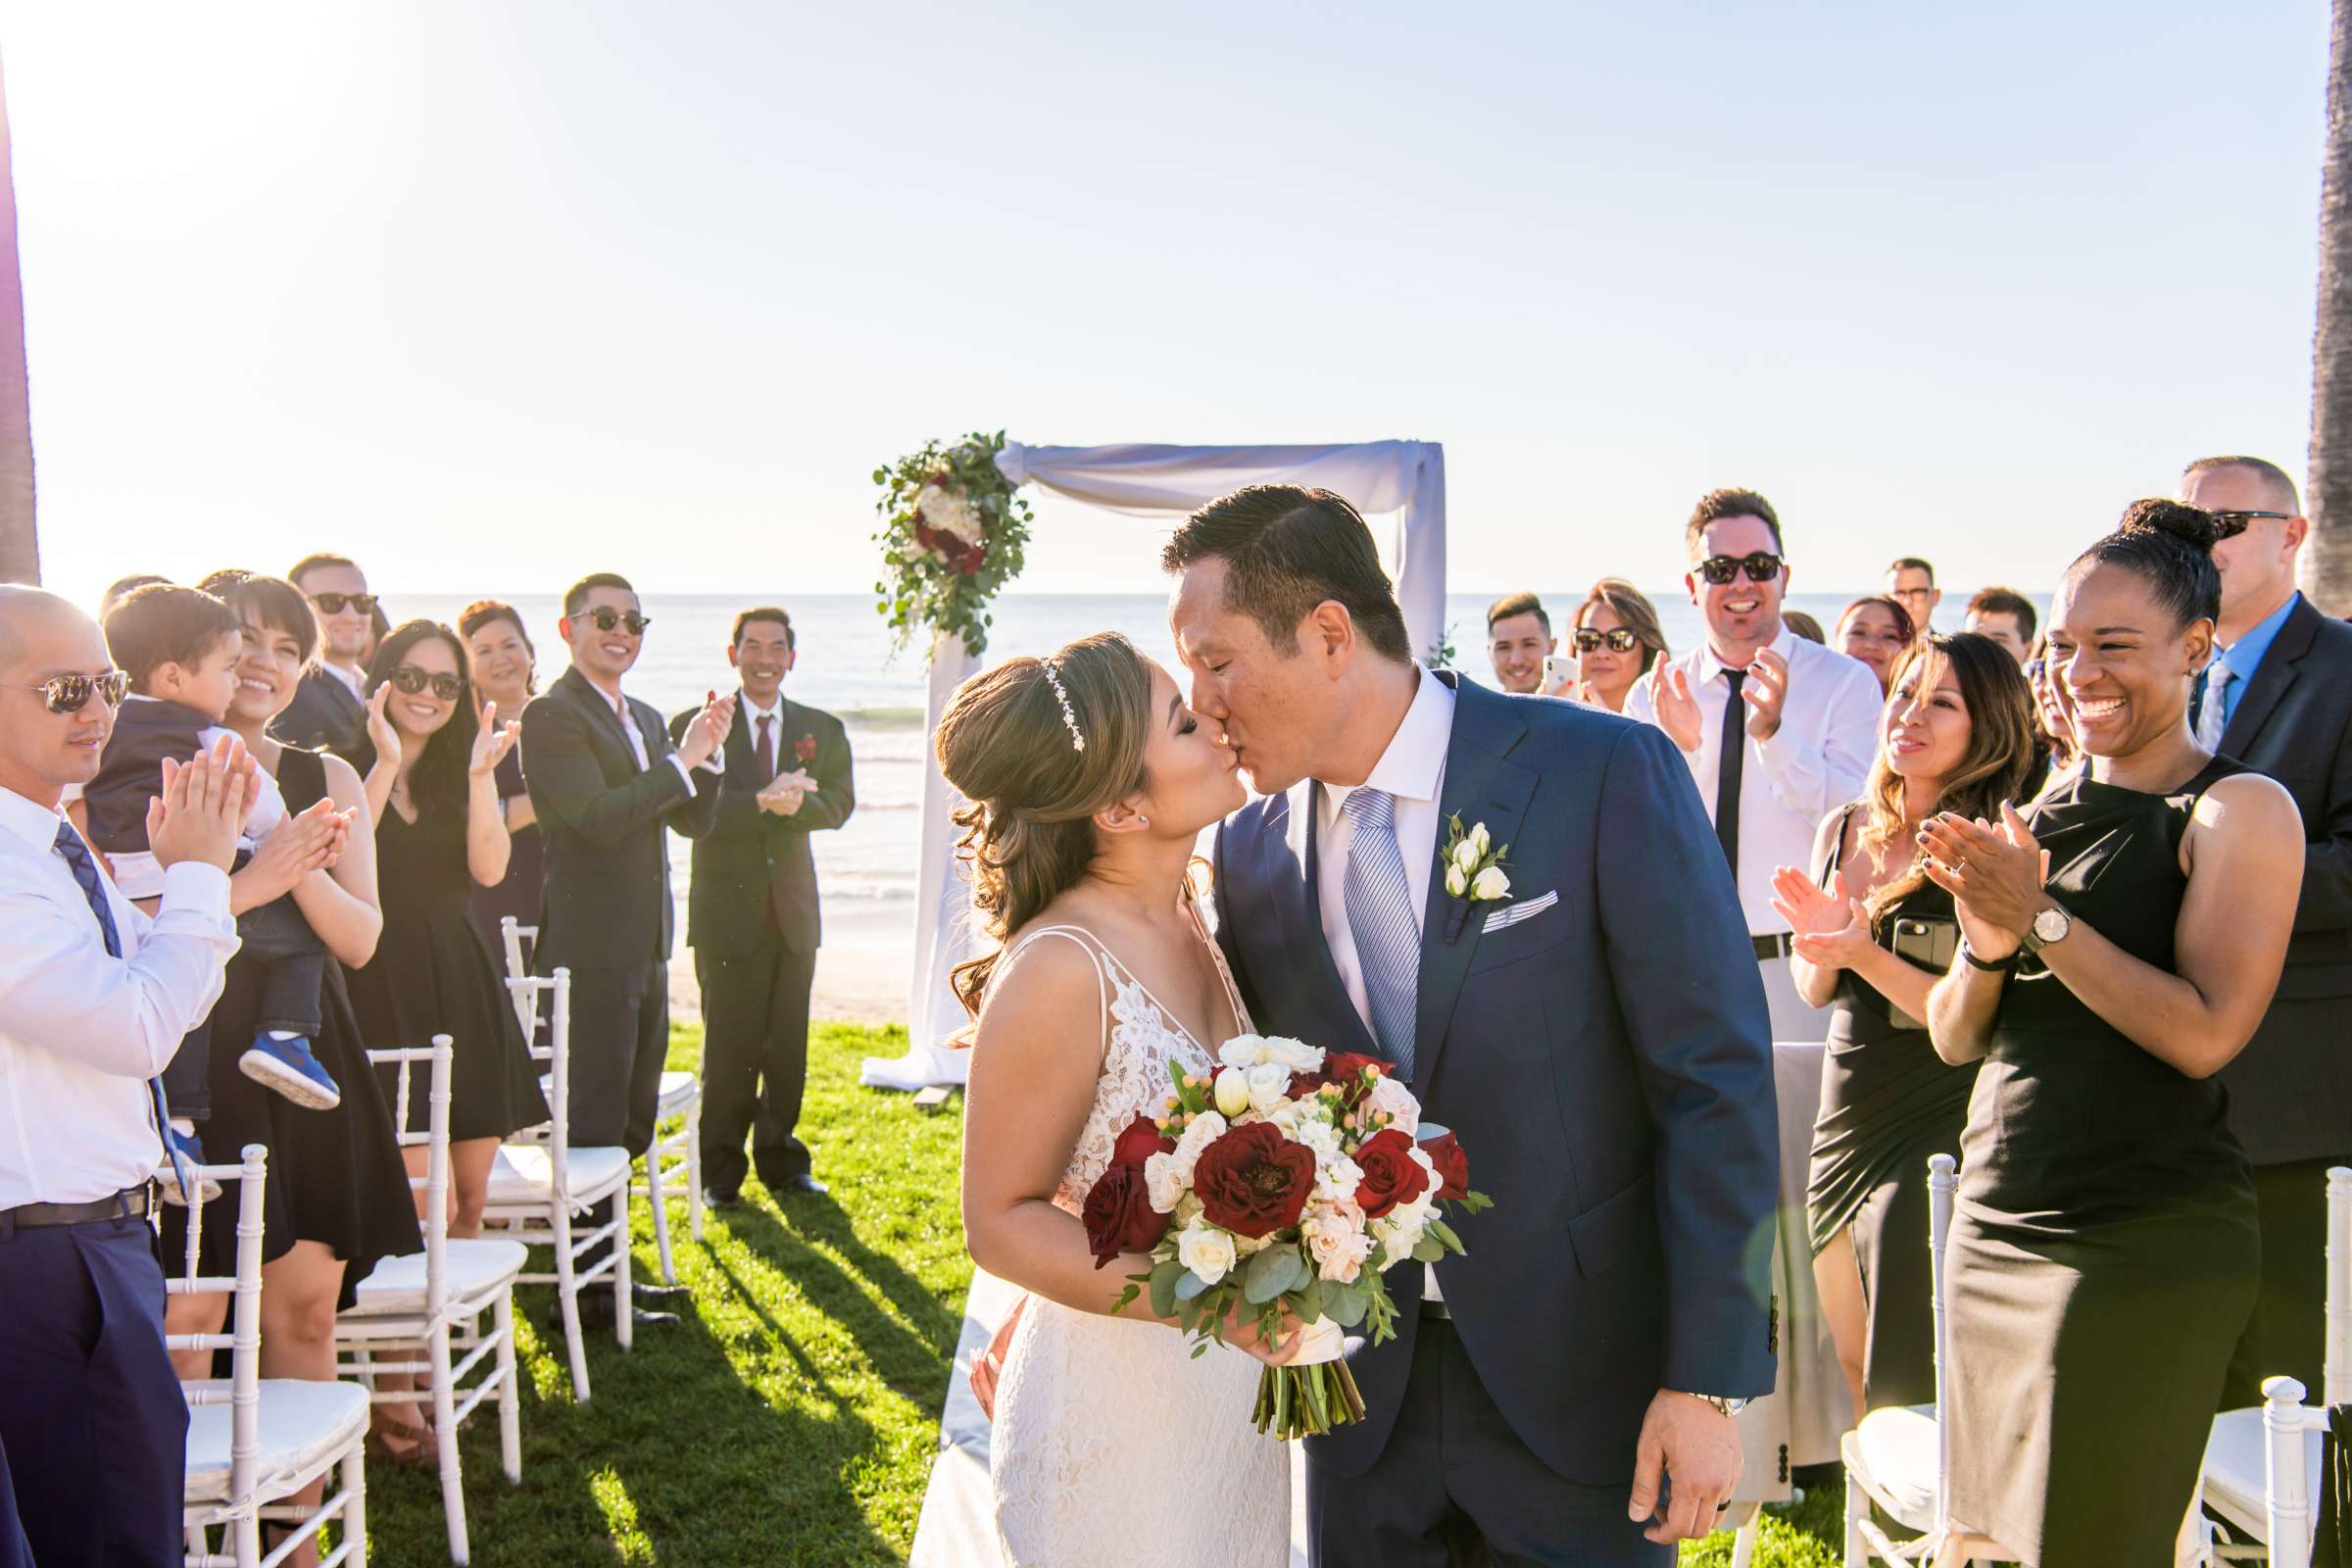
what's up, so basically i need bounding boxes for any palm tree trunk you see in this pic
[0,54,35,586]
[2308,0,2352,613]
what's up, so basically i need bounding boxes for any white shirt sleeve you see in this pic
[1752,655,1880,819]
[0,860,240,1079]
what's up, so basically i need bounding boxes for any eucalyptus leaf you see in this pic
[1243,1246,1304,1305]
[1174,1268,1214,1302]
[1327,1280,1370,1329]
[1411,1238,1446,1264]
[1149,1258,1186,1320]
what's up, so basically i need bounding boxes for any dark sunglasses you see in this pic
[1696,552,1786,586]
[2,668,129,714]
[1571,626,1641,654]
[2208,509,2292,539]
[308,592,379,615]
[386,666,465,702]
[585,607,652,636]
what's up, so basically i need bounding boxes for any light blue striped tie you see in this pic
[1342,787,1420,1080]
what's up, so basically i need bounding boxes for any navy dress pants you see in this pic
[0,1213,187,1568]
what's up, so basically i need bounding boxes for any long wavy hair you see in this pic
[1574,577,1669,673]
[937,632,1153,1023]
[1855,632,2038,927]
[356,619,480,818]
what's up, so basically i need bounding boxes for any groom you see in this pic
[1168,486,1779,1564]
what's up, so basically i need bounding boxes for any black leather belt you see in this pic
[1,1187,150,1229]
[1752,933,1794,960]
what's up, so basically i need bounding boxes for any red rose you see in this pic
[1080,1162,1168,1269]
[1352,1128,1432,1219]
[1192,1122,1316,1240]
[1322,1052,1389,1088]
[794,735,818,763]
[1109,1111,1173,1169]
[1421,1130,1471,1202]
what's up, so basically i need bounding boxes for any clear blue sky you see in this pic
[4,2,2328,610]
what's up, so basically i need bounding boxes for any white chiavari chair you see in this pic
[484,966,632,1402]
[500,915,703,1285]
[334,1038,526,1564]
[2199,1165,2350,1565]
[172,1144,370,1568]
[1839,1152,2021,1567]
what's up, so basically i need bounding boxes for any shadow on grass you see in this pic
[724,1192,962,1368]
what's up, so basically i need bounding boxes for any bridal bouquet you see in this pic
[1081,1035,1491,1440]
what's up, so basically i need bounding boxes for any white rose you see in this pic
[1467,822,1491,859]
[1143,1151,1186,1213]
[1255,1036,1324,1072]
[1445,863,1468,899]
[1472,865,1511,901]
[1212,1066,1252,1119]
[1244,1062,1292,1113]
[1302,1207,1373,1284]
[1452,837,1482,874]
[1371,1210,1427,1265]
[1217,1034,1270,1071]
[1175,1224,1238,1286]
[1365,1073,1421,1137]
[1169,1109,1227,1186]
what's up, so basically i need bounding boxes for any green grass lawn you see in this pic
[361,1020,1843,1566]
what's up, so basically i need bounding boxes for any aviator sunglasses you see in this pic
[2208,510,2291,539]
[583,607,652,636]
[1,668,129,714]
[1571,626,1642,654]
[308,592,379,615]
[386,666,465,702]
[1695,552,1786,586]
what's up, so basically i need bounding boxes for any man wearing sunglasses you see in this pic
[520,572,734,1334]
[1626,488,1884,1038]
[270,553,378,760]
[2175,454,2352,1414]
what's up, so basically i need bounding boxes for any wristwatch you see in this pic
[2020,903,2073,956]
[1676,1393,1752,1419]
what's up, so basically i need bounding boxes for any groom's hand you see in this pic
[1627,1390,1741,1544]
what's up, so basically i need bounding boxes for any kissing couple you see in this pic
[950,484,1780,1566]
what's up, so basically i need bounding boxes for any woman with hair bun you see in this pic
[946,631,1291,1564]
[1919,501,2304,1562]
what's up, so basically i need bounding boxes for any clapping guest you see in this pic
[1483,592,1555,694]
[2024,637,2079,773]
[0,587,244,1568]
[1885,557,1939,633]
[458,600,544,955]
[1962,587,2036,665]
[675,608,855,1206]
[1834,596,1913,693]
[1770,633,2036,1419]
[1921,502,2299,1561]
[271,553,377,760]
[1563,577,1668,711]
[345,621,548,1245]
[1628,489,1884,1037]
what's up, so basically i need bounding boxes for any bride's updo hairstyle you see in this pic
[937,631,1153,1021]
[2062,499,2223,629]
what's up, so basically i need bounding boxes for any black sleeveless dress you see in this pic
[1804,807,1980,1411]
[346,802,548,1142]
[1944,758,2261,1564]
[159,746,419,1310]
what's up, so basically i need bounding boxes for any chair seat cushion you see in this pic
[1844,1404,1939,1529]
[656,1070,699,1115]
[2204,1405,2324,1542]
[341,1237,528,1317]
[182,1379,370,1503]
[485,1143,631,1207]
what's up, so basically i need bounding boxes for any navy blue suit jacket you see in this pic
[1212,672,1779,1484]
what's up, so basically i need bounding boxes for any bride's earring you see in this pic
[1138,815,1152,828]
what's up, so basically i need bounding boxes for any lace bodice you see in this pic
[1002,902,1255,1216]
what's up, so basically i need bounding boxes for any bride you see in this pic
[942,631,1295,1566]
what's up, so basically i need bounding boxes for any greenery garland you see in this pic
[870,430,1033,659]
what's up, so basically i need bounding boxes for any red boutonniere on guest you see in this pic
[794,734,818,763]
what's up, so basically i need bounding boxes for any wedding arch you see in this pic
[859,438,1449,1092]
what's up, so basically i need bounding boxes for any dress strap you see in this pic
[1000,925,1114,1062]
[1820,801,1862,887]
[1184,896,1251,1040]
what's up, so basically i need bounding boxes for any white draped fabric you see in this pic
[859,439,1448,1092]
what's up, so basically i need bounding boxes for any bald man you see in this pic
[0,588,255,1566]
[2176,457,2352,1410]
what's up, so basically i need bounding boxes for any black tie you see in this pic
[1716,668,1746,876]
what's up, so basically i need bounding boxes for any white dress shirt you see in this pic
[1623,626,1882,935]
[110,716,291,901]
[320,660,366,700]
[0,786,240,1208]
[741,690,784,777]
[583,675,710,786]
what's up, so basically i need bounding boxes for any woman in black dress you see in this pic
[349,619,548,1238]
[1771,632,2037,1419]
[1920,502,2303,1564]
[459,599,544,956]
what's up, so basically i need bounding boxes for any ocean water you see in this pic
[389,588,2045,950]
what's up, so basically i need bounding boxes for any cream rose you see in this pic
[1168,1109,1227,1187]
[1472,865,1511,901]
[1245,1062,1292,1113]
[1452,837,1483,874]
[1467,822,1491,859]
[1143,1151,1186,1213]
[1445,863,1468,899]
[1303,1206,1374,1284]
[1175,1224,1238,1286]
[1365,1073,1421,1137]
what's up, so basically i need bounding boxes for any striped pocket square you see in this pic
[1481,889,1559,934]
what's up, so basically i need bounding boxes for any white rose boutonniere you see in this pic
[1437,812,1512,944]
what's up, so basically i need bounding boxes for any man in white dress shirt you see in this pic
[0,587,245,1568]
[1626,489,1883,1039]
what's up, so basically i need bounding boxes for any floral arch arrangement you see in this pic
[871,430,1034,658]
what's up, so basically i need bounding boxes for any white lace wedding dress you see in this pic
[987,915,1292,1567]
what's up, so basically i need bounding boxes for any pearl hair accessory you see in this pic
[1041,659,1086,753]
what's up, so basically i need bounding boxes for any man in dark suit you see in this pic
[2180,455,2352,1408]
[1169,487,1777,1564]
[520,571,733,1333]
[269,553,374,760]
[671,607,854,1205]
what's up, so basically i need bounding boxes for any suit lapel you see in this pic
[562,666,639,774]
[1409,675,1535,1099]
[2220,596,2316,756]
[1267,783,1378,1057]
